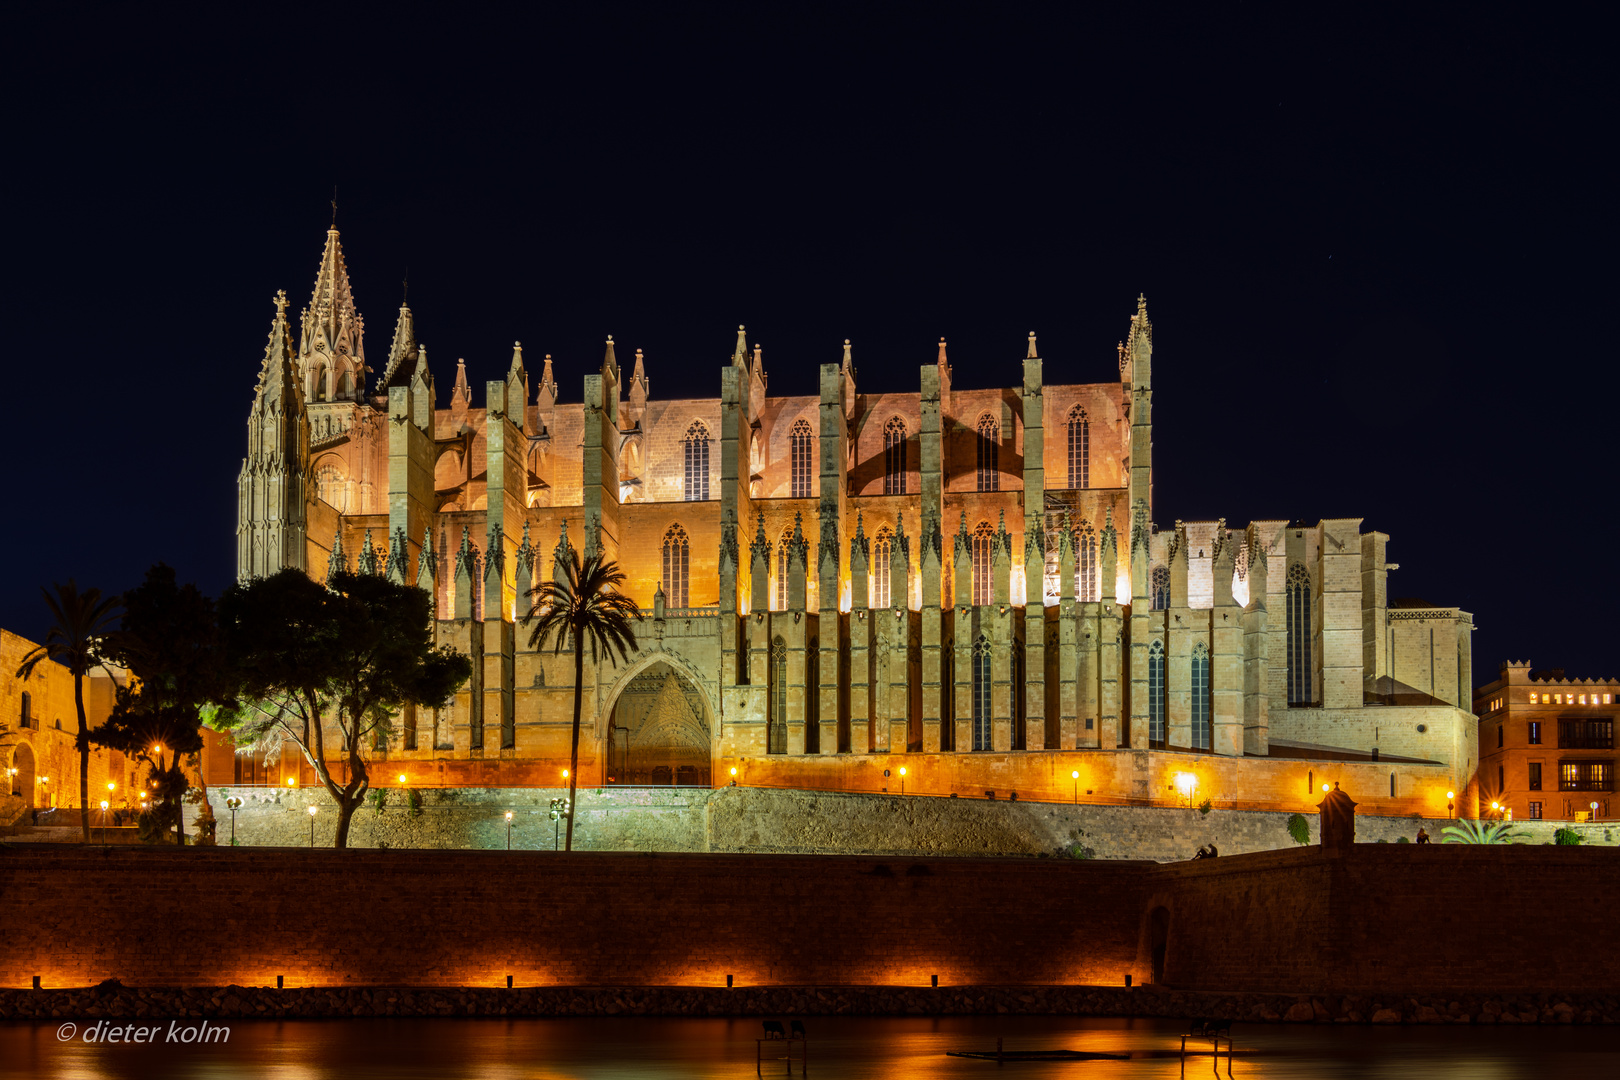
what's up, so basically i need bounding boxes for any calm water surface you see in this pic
[2,1015,1613,1079]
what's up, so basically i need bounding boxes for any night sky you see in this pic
[4,5,1611,685]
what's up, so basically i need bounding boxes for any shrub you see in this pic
[1197,799,1213,816]
[1554,827,1583,846]
[1395,836,1410,844]
[407,788,423,818]
[370,788,389,814]
[1442,819,1528,845]
[1285,813,1310,846]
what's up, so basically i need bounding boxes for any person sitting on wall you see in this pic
[1415,828,1431,844]
[1192,843,1219,860]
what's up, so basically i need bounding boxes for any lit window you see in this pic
[776,529,793,611]
[971,636,992,751]
[1067,406,1090,489]
[1527,801,1542,820]
[873,528,892,610]
[768,638,787,754]
[1075,522,1098,602]
[1191,641,1211,751]
[1286,563,1312,706]
[971,521,995,606]
[790,419,814,499]
[1528,721,1541,745]
[683,422,711,501]
[661,525,689,608]
[1148,640,1166,747]
[883,417,907,495]
[976,414,999,492]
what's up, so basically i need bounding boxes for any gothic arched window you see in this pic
[790,419,814,499]
[776,528,793,611]
[19,691,31,729]
[769,637,788,754]
[1067,406,1090,489]
[1191,640,1211,751]
[1076,522,1098,603]
[314,462,349,514]
[1148,639,1166,748]
[1151,565,1170,610]
[662,525,689,608]
[971,521,995,606]
[883,417,907,495]
[1286,563,1313,705]
[337,369,353,399]
[313,364,328,403]
[873,528,893,610]
[683,422,710,502]
[972,636,993,751]
[976,414,999,492]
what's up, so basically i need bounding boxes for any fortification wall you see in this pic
[197,784,1597,861]
[0,847,1147,990]
[1143,845,1620,994]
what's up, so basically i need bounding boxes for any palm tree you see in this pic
[16,581,123,842]
[523,550,641,851]
[1441,819,1528,845]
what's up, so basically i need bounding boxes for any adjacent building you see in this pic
[1475,661,1615,821]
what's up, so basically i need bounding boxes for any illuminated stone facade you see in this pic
[229,228,1481,814]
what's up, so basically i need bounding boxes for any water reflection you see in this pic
[1,1014,1613,1080]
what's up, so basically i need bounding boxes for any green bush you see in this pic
[1554,827,1583,846]
[1395,836,1410,844]
[1197,799,1213,816]
[407,788,423,818]
[1285,813,1310,846]
[1442,819,1527,845]
[370,788,389,814]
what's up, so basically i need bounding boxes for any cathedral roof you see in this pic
[381,301,420,389]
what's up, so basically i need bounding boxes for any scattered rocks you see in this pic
[0,986,1613,1023]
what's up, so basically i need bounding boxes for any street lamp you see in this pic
[225,796,242,845]
[1592,801,1601,822]
[1446,791,1455,819]
[99,800,109,844]
[729,766,738,787]
[307,804,318,847]
[1072,770,1080,805]
[398,773,408,785]
[899,767,907,796]
[548,798,569,850]
[505,810,514,850]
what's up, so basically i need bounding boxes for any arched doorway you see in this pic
[606,661,712,787]
[11,742,36,809]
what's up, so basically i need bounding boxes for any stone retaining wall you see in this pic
[204,784,1613,860]
[2,984,1614,1024]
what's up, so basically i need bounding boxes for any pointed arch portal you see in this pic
[601,655,714,787]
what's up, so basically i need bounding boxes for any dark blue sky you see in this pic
[2,4,1611,684]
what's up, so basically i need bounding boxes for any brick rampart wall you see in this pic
[1143,845,1620,995]
[3,845,1615,996]
[0,847,1146,990]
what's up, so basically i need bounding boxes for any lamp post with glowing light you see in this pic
[505,810,514,850]
[307,804,318,847]
[1447,791,1455,819]
[729,766,738,787]
[38,776,49,809]
[1072,770,1080,805]
[99,800,109,844]
[548,798,569,850]
[225,796,242,844]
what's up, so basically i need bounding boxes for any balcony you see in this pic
[1558,720,1614,750]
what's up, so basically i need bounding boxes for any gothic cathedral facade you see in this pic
[235,227,1481,813]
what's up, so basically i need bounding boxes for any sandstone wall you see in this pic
[198,784,1614,860]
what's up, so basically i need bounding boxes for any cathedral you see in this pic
[232,226,1480,814]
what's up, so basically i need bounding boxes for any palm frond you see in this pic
[521,549,642,667]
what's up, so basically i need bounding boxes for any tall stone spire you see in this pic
[451,357,471,411]
[357,529,380,576]
[602,335,619,379]
[536,353,558,411]
[415,525,437,593]
[732,325,749,368]
[236,291,311,581]
[298,226,366,401]
[381,299,419,388]
[1027,331,1038,359]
